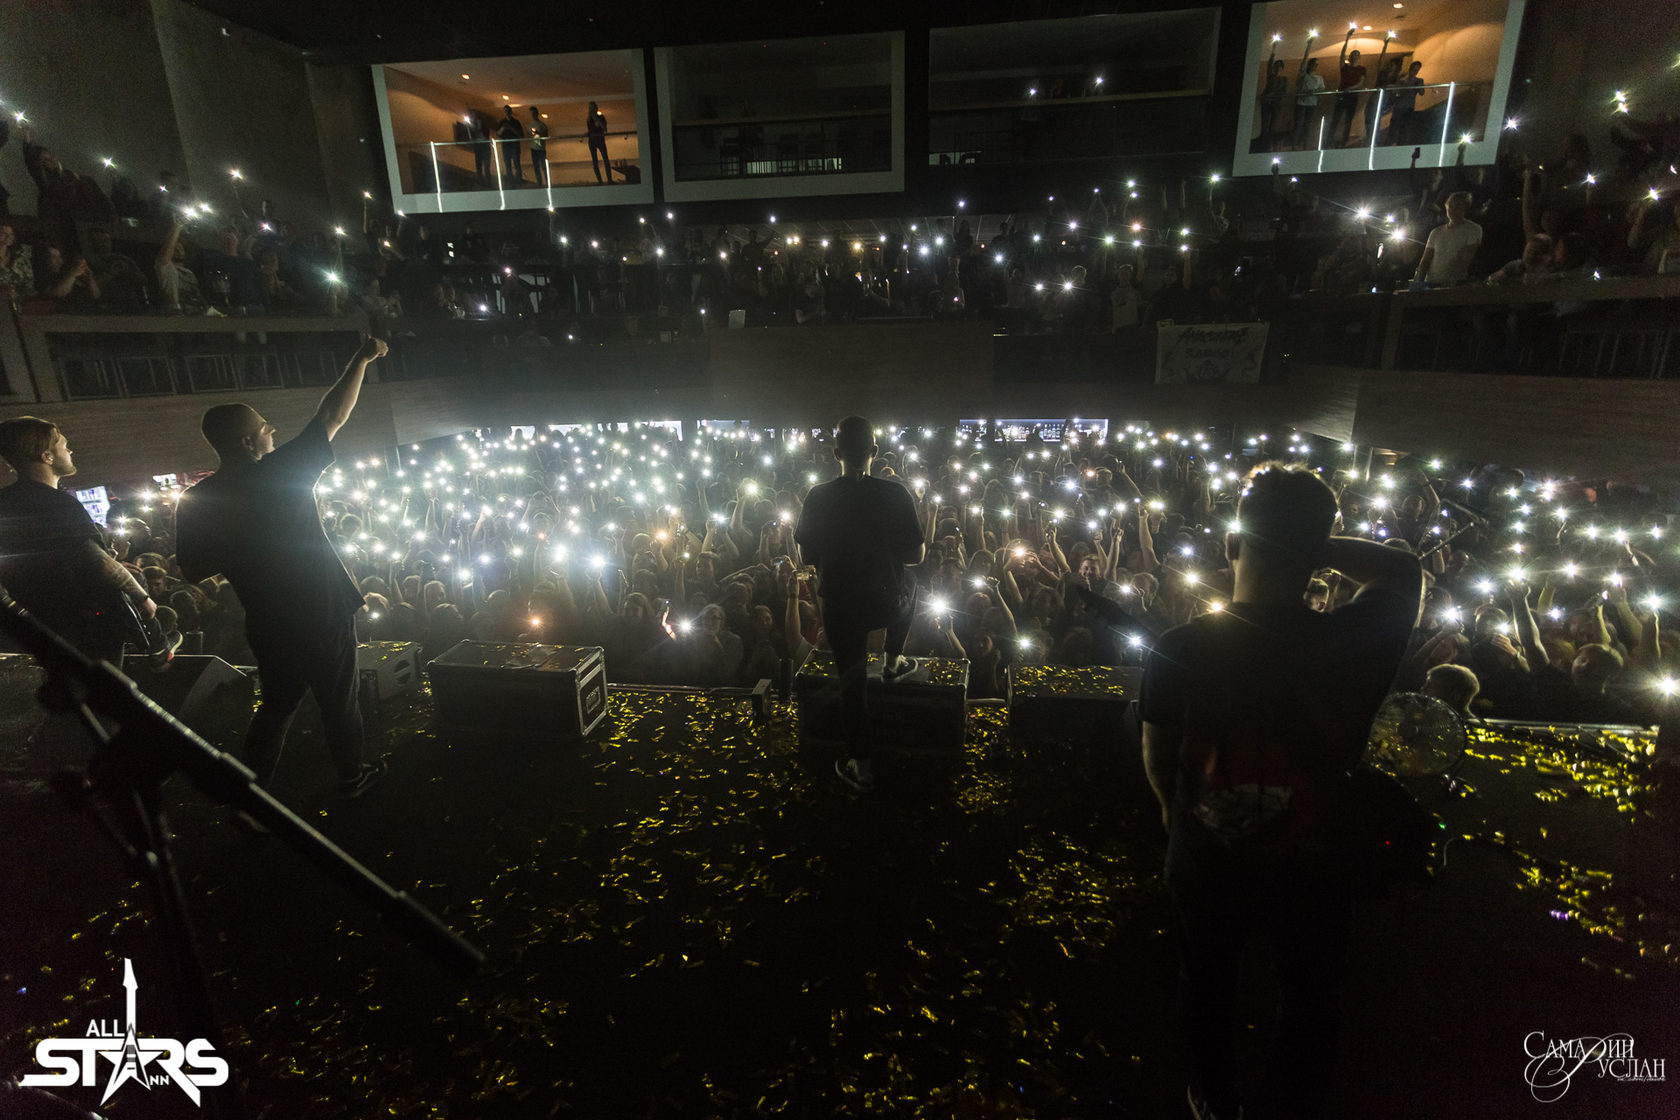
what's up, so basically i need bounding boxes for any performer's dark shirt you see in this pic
[795,474,922,618]
[175,417,361,644]
[0,478,118,646]
[1140,589,1414,867]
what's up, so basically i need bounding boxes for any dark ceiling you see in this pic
[182,0,1225,62]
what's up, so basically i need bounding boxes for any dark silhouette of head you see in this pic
[1231,462,1338,576]
[834,416,876,470]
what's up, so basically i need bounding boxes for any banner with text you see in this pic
[1155,322,1269,385]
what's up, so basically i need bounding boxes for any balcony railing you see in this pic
[1249,79,1493,153]
[395,132,643,197]
[669,112,892,181]
[6,273,1676,409]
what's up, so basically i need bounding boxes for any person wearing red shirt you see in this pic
[1328,29,1368,148]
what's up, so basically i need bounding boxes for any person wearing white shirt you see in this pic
[1412,191,1482,288]
[1292,53,1326,151]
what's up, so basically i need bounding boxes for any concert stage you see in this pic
[1,655,1677,1119]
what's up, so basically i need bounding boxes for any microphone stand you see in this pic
[1417,516,1485,562]
[0,587,484,1120]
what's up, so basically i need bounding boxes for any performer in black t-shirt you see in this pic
[794,416,925,792]
[0,417,154,663]
[1140,463,1421,1120]
[176,337,389,800]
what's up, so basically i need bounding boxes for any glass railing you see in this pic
[1248,79,1493,153]
[393,132,643,196]
[927,92,1210,165]
[669,112,892,181]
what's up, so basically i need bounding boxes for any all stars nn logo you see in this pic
[19,958,229,1106]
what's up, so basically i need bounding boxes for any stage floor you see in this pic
[1,660,1677,1119]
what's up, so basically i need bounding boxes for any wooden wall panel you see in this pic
[11,342,1679,488]
[379,376,720,442]
[706,322,997,423]
[1345,369,1680,480]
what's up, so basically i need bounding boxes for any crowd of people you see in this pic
[1256,29,1445,154]
[3,99,1674,347]
[67,417,1669,727]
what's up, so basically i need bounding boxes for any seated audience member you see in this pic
[1485,234,1555,286]
[0,221,36,309]
[155,216,206,313]
[1627,197,1680,274]
[1319,228,1377,293]
[36,245,100,309]
[256,249,305,310]
[201,229,263,312]
[794,267,826,325]
[84,228,149,307]
[359,275,404,320]
[1151,265,1198,323]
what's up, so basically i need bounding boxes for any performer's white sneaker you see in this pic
[881,655,919,682]
[835,758,874,793]
[340,759,389,800]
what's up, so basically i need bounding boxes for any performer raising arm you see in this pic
[176,337,390,801]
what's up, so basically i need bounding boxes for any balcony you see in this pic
[669,113,892,182]
[928,91,1210,166]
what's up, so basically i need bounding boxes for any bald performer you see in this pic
[175,336,390,800]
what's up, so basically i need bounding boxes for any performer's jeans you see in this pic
[246,620,364,784]
[825,595,914,759]
[1169,828,1351,1120]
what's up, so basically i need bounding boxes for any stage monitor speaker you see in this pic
[1006,665,1141,747]
[128,655,255,753]
[794,651,968,755]
[358,641,423,703]
[427,641,609,740]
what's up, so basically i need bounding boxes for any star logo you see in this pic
[19,957,229,1107]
